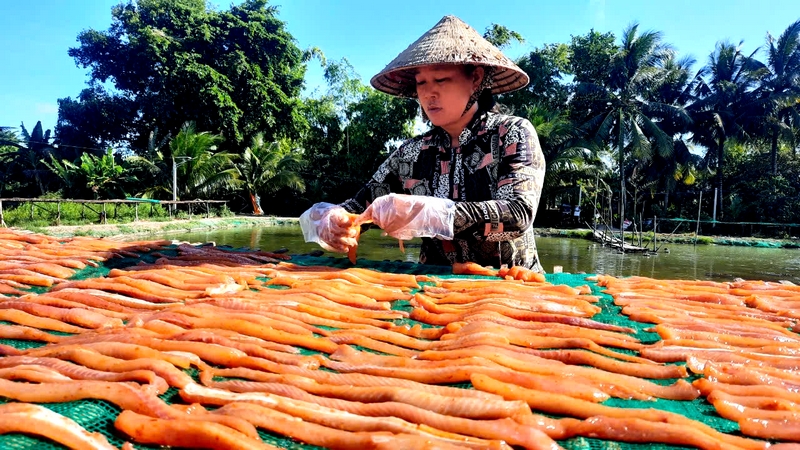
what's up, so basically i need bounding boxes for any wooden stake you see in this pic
[694,191,703,246]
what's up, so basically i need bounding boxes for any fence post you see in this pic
[653,216,658,251]
[135,203,139,222]
[694,191,703,246]
[206,202,210,219]
[30,202,33,220]
[0,200,5,227]
[712,188,718,228]
[102,203,107,224]
[56,201,61,226]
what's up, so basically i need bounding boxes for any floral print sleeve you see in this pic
[338,111,546,271]
[452,117,545,240]
[339,147,406,214]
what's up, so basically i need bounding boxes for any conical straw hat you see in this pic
[370,15,529,98]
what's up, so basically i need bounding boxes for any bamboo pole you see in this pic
[653,216,658,252]
[694,191,703,246]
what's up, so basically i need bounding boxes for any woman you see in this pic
[301,15,546,271]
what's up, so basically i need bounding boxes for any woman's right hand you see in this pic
[300,203,359,253]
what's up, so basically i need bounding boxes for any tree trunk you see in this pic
[618,110,625,236]
[717,136,725,220]
[771,132,779,175]
[249,192,263,215]
[35,173,45,196]
[619,165,625,234]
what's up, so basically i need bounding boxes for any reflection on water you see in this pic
[151,225,800,282]
[536,237,800,283]
[164,225,421,264]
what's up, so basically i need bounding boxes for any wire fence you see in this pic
[0,198,228,227]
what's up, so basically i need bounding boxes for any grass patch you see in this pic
[1,200,234,228]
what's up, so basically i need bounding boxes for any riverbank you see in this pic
[536,227,800,249]
[24,216,290,239]
[13,215,800,249]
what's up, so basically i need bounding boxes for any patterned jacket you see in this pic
[341,110,546,271]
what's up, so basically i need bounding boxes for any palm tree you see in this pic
[0,122,56,196]
[236,133,306,215]
[126,123,238,201]
[43,149,136,199]
[635,53,703,209]
[0,128,20,197]
[751,19,800,174]
[525,104,601,211]
[578,23,691,233]
[689,41,762,217]
[41,154,81,196]
[125,127,173,199]
[169,122,239,200]
[20,121,57,195]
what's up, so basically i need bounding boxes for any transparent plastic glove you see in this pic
[299,203,357,253]
[356,193,456,240]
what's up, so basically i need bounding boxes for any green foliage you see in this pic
[482,24,525,49]
[525,104,602,208]
[42,155,80,195]
[297,59,417,209]
[169,122,239,199]
[570,30,618,85]
[726,143,800,223]
[4,13,800,235]
[123,127,173,199]
[688,40,766,219]
[566,30,619,126]
[750,19,800,174]
[236,133,306,214]
[122,122,239,201]
[55,85,138,152]
[0,122,60,197]
[58,0,306,152]
[44,148,137,199]
[218,204,234,217]
[0,127,23,197]
[500,44,571,113]
[342,85,418,178]
[1,201,171,227]
[577,24,691,230]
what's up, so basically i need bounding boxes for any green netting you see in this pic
[0,252,762,449]
[663,217,800,227]
[713,238,787,248]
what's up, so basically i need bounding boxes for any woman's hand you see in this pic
[300,203,359,253]
[358,193,456,240]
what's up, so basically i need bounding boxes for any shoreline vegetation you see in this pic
[10,215,799,249]
[3,7,800,245]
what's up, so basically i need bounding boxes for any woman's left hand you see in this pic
[357,193,456,240]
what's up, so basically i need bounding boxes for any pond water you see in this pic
[149,224,800,283]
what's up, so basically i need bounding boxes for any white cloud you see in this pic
[35,103,59,115]
[589,0,606,28]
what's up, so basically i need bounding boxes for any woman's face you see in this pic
[414,65,483,131]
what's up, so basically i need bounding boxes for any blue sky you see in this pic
[2,0,799,137]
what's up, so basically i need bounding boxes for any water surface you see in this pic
[151,225,800,282]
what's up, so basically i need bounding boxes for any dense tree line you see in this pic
[1,0,799,236]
